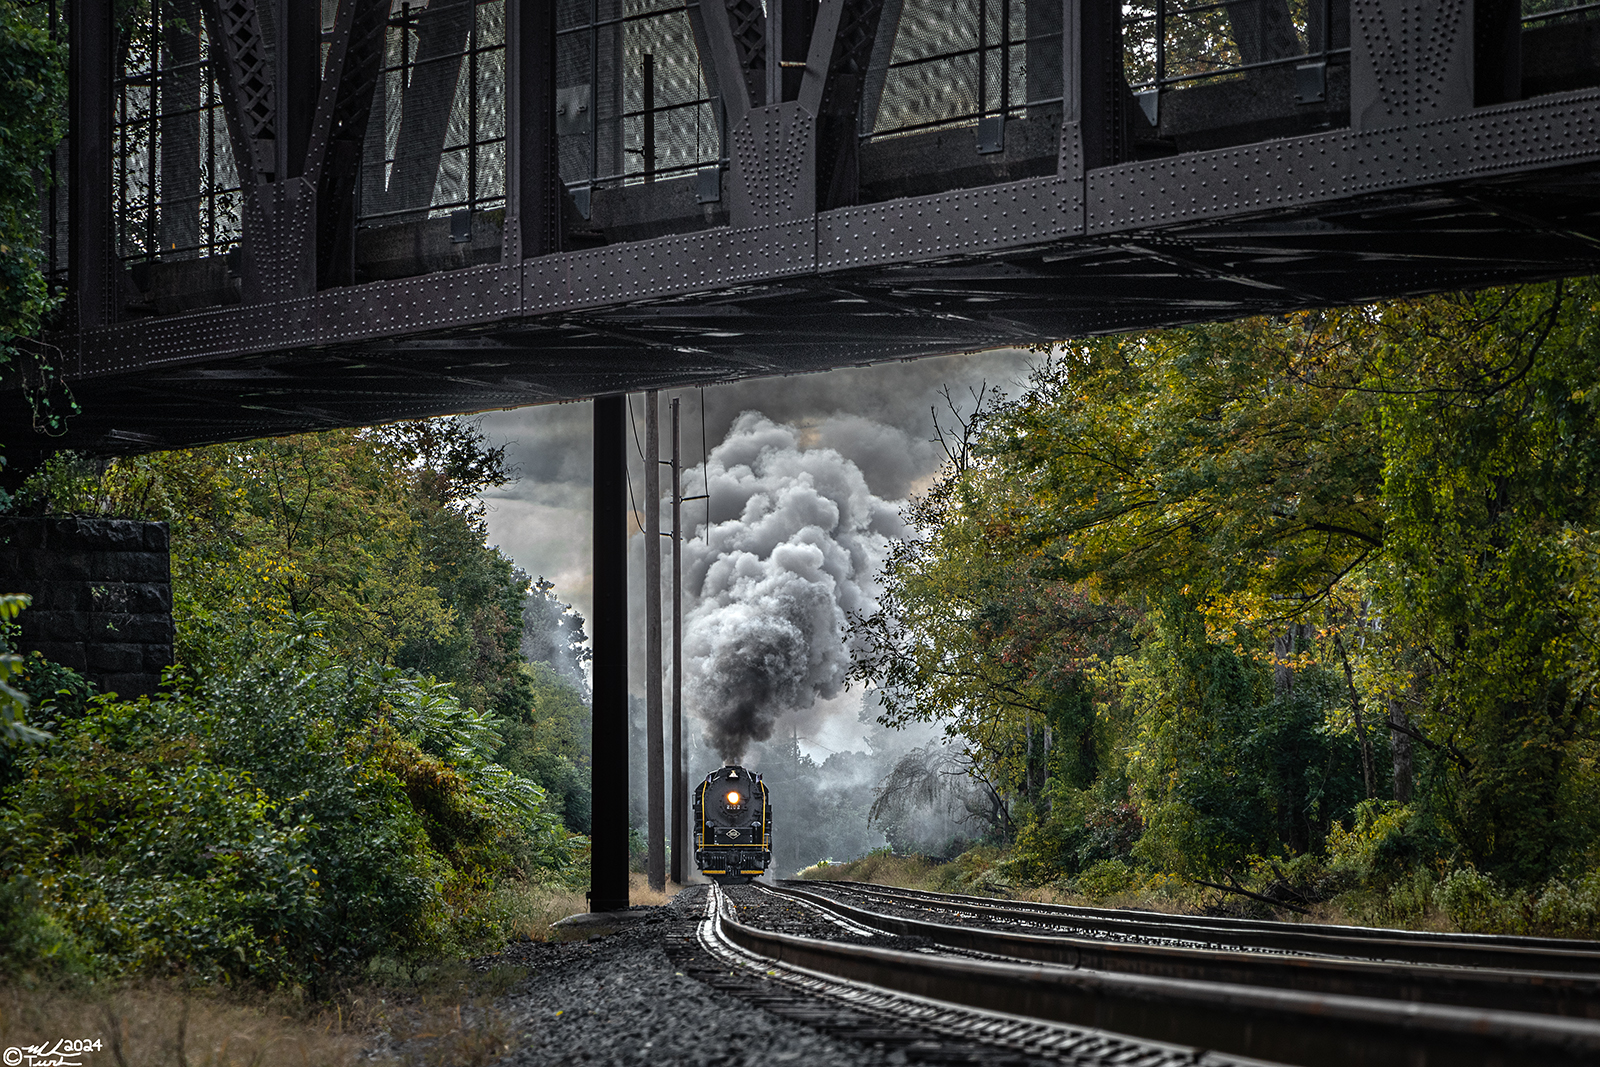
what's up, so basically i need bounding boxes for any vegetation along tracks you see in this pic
[708,882,1600,1066]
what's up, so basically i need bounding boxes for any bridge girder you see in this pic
[10,0,1600,459]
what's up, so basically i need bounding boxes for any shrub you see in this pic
[0,628,567,989]
[1530,872,1600,939]
[1075,859,1139,899]
[1438,867,1520,934]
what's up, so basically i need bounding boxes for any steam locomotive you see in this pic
[693,765,771,883]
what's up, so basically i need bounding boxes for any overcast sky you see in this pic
[476,346,1038,626]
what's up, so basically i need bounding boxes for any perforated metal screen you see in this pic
[867,0,1059,139]
[358,0,508,227]
[556,0,719,191]
[112,0,244,266]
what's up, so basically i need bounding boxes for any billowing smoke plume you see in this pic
[684,413,905,762]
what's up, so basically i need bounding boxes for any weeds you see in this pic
[0,982,379,1067]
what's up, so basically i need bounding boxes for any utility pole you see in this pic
[670,397,684,884]
[645,391,665,892]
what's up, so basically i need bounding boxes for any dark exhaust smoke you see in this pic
[684,413,903,762]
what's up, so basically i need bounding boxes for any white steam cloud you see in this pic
[683,413,905,762]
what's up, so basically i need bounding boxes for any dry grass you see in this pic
[629,871,683,907]
[0,982,383,1067]
[372,963,525,1067]
[797,852,956,890]
[0,885,598,1067]
[485,881,589,942]
[0,877,696,1067]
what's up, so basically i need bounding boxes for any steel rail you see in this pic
[789,879,1600,972]
[805,879,1600,950]
[699,886,1270,1067]
[761,882,1600,1019]
[715,889,1600,1067]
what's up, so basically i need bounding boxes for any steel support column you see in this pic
[276,0,319,182]
[1062,0,1122,176]
[590,394,629,913]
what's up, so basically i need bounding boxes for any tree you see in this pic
[851,387,1136,838]
[1364,284,1600,882]
[0,2,70,439]
[859,283,1600,886]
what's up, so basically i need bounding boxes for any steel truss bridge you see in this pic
[8,0,1600,915]
[4,0,1600,460]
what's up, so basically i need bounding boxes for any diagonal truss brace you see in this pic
[306,0,390,286]
[203,0,388,299]
[700,0,768,124]
[800,0,886,211]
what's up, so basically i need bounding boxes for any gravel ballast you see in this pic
[483,886,896,1067]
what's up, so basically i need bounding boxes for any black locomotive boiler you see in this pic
[693,765,771,883]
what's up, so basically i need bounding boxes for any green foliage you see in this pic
[0,417,599,985]
[0,594,46,746]
[0,2,72,436]
[1074,859,1139,899]
[1118,608,1365,878]
[0,626,568,989]
[860,281,1600,901]
[497,661,592,833]
[13,419,596,831]
[15,421,534,719]
[0,3,63,344]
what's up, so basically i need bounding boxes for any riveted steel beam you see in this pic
[505,0,561,261]
[1351,0,1474,129]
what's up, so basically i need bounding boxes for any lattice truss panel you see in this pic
[555,0,719,190]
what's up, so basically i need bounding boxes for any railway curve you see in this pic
[699,881,1600,1067]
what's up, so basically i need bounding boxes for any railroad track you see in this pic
[792,878,1600,972]
[702,880,1600,1066]
[698,884,1268,1067]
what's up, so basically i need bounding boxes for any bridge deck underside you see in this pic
[33,160,1600,455]
[10,0,1600,457]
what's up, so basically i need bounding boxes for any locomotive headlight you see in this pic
[726,790,742,805]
